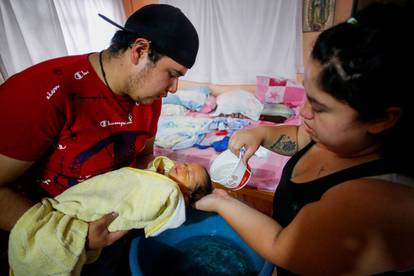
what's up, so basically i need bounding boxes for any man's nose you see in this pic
[168,78,178,93]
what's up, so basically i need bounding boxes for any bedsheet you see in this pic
[154,112,302,193]
[157,81,305,192]
[154,146,290,192]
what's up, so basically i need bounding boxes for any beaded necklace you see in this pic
[99,51,132,117]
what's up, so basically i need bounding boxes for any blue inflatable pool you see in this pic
[129,209,273,275]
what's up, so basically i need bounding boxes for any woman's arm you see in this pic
[195,189,283,261]
[229,124,310,163]
[196,180,414,275]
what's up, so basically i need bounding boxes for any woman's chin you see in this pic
[304,123,316,137]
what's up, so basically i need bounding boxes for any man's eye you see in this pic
[169,72,178,78]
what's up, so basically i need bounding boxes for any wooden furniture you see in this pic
[259,114,287,124]
[213,183,274,216]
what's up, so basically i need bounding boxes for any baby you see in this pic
[9,156,212,276]
[150,156,212,206]
[46,155,213,236]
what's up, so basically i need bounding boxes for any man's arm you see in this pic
[0,154,35,230]
[0,154,130,254]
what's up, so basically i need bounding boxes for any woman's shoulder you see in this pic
[326,176,414,205]
[326,178,414,268]
[323,177,414,231]
[276,176,414,274]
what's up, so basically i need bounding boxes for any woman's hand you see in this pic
[86,212,128,250]
[229,127,266,164]
[194,189,231,212]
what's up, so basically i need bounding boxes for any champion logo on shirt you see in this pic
[46,84,60,100]
[57,144,66,150]
[100,113,133,127]
[40,179,51,185]
[73,70,89,80]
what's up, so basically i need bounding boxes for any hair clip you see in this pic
[347,17,358,25]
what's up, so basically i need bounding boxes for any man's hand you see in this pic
[86,212,128,250]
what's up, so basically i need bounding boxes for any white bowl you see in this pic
[209,149,251,190]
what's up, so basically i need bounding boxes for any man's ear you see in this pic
[366,107,401,134]
[130,38,150,65]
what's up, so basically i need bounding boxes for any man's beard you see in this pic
[125,63,154,104]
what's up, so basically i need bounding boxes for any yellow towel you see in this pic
[147,155,175,174]
[9,157,184,276]
[8,199,99,276]
[52,167,182,235]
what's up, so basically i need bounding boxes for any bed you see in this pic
[153,78,305,214]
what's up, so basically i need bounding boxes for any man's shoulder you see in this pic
[1,54,97,101]
[5,54,90,84]
[23,54,90,78]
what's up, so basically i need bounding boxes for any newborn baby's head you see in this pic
[167,162,212,205]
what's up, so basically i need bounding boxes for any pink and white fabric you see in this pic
[256,75,305,107]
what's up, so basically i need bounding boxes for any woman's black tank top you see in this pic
[272,141,413,275]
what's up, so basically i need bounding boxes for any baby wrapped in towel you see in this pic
[8,156,212,276]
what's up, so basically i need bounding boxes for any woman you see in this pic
[196,3,414,275]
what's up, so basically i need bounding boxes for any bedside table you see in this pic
[259,114,287,124]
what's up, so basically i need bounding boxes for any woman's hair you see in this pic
[188,168,213,206]
[311,3,414,164]
[108,30,164,64]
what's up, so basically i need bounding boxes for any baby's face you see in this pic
[167,162,208,193]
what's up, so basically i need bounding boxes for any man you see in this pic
[0,4,198,274]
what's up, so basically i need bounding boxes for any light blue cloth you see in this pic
[162,87,209,111]
[206,117,251,135]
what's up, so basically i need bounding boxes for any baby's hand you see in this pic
[194,189,230,212]
[156,159,165,174]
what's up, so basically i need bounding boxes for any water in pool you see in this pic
[139,235,258,275]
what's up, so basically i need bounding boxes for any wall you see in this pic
[123,0,353,82]
[123,0,157,14]
[301,0,353,81]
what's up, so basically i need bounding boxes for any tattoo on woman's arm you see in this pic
[269,135,298,155]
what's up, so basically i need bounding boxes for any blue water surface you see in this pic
[129,209,268,276]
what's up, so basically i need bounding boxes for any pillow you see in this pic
[199,94,216,113]
[160,104,188,116]
[162,94,181,105]
[163,86,209,111]
[211,90,263,121]
[256,75,305,107]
